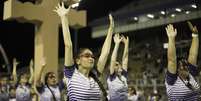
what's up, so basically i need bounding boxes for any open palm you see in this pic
[54,2,71,17]
[165,24,177,37]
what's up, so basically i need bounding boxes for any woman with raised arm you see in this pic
[34,58,64,101]
[165,23,200,101]
[14,59,34,101]
[107,34,129,101]
[54,2,113,101]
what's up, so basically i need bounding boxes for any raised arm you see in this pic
[12,58,18,84]
[122,36,129,71]
[33,58,46,100]
[29,59,34,84]
[34,58,46,87]
[187,21,199,66]
[166,24,177,74]
[54,3,74,66]
[110,34,122,75]
[97,14,114,74]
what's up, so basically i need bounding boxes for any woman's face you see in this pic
[114,62,122,74]
[20,74,29,84]
[77,49,95,70]
[47,73,57,86]
[178,61,189,79]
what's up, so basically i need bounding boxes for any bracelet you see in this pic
[192,33,198,37]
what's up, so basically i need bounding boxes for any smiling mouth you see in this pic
[89,61,94,63]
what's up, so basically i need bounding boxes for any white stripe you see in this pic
[67,69,101,100]
[166,74,200,100]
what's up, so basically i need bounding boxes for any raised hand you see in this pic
[187,21,198,34]
[13,58,19,66]
[29,59,34,74]
[97,14,114,74]
[122,36,129,45]
[187,21,199,66]
[35,57,47,88]
[109,14,114,29]
[29,59,33,68]
[29,59,34,84]
[165,24,177,37]
[166,24,177,74]
[113,33,123,44]
[12,58,18,83]
[41,57,46,68]
[122,35,129,71]
[53,2,71,17]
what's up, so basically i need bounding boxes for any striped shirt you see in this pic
[64,65,101,101]
[107,69,128,101]
[165,64,200,101]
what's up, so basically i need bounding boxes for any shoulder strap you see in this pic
[179,76,194,91]
[46,85,57,101]
[90,72,108,101]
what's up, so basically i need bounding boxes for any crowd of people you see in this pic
[0,2,200,101]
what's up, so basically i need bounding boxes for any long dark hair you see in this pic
[90,71,108,101]
[129,86,136,95]
[44,72,57,101]
[76,48,108,101]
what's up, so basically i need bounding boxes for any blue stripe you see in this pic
[65,68,101,100]
[64,65,76,78]
[166,74,200,100]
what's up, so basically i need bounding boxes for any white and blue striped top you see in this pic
[107,69,128,101]
[64,65,101,101]
[165,64,200,101]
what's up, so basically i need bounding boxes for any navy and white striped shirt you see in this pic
[107,69,128,101]
[64,65,101,101]
[165,64,200,101]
